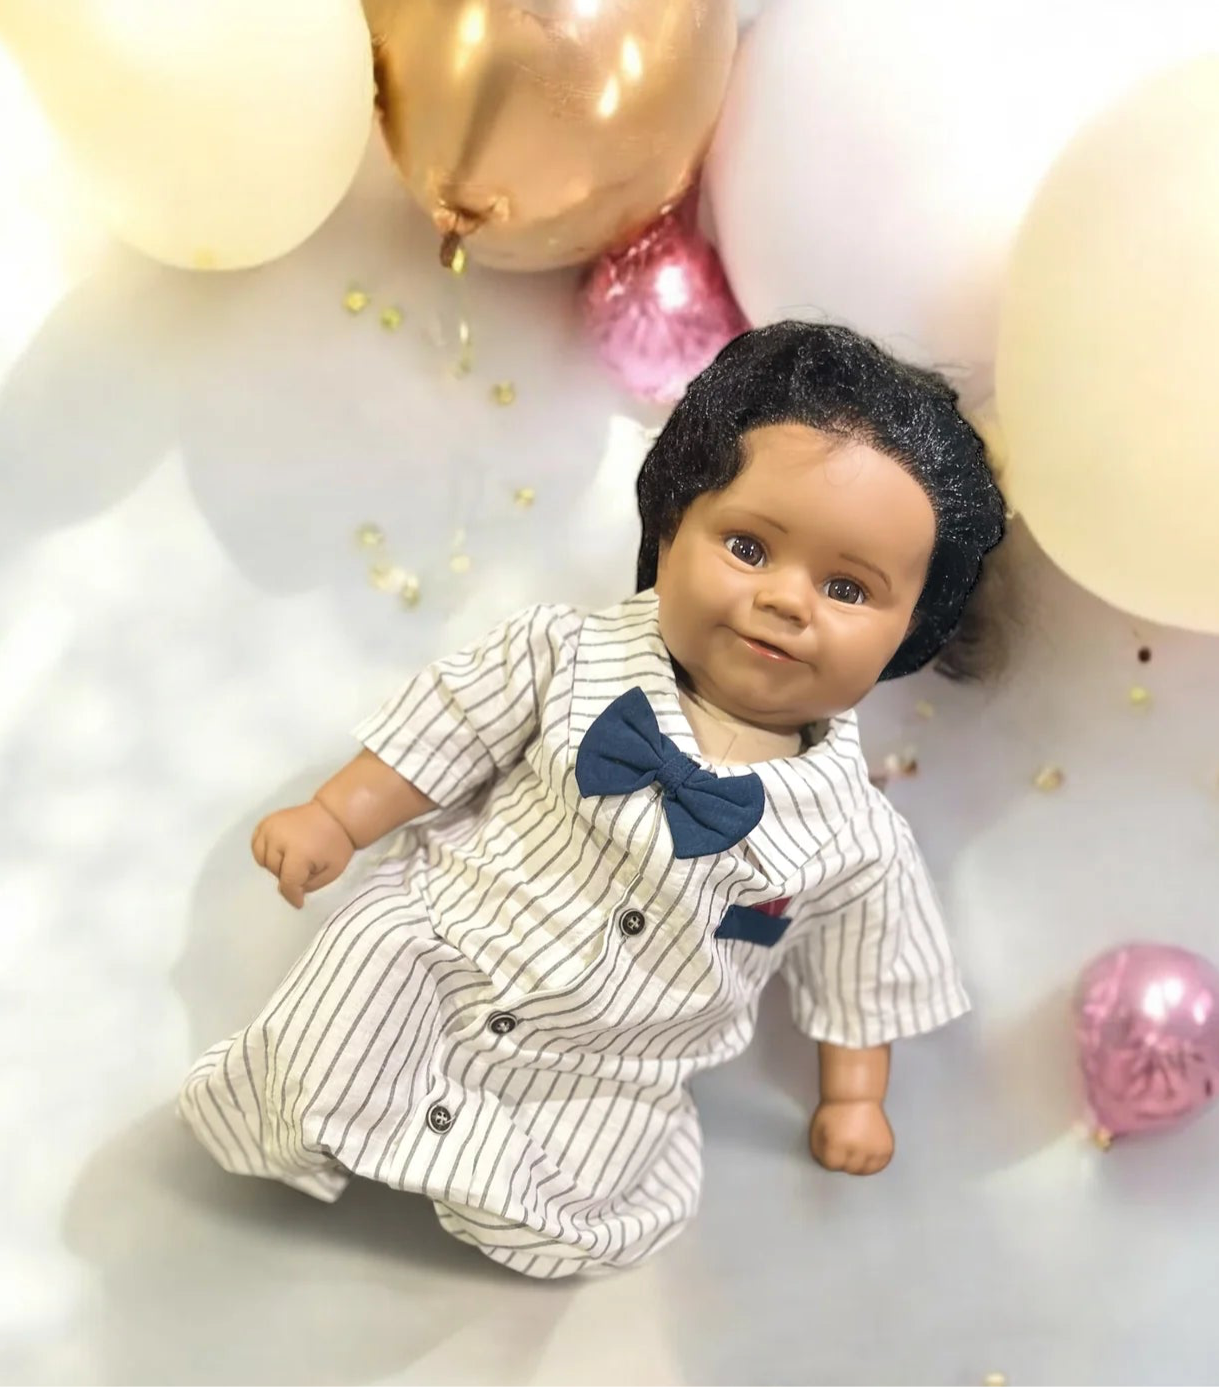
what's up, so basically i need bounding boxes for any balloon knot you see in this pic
[439,230,464,269]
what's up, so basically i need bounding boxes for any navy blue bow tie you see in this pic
[575,687,765,859]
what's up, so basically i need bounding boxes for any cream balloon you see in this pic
[0,0,373,270]
[996,57,1219,634]
[706,0,1217,405]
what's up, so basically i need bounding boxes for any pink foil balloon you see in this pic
[580,193,749,404]
[1075,943,1219,1140]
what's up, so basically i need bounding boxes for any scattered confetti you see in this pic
[1137,646,1152,663]
[1033,765,1064,792]
[872,748,919,790]
[399,573,421,608]
[491,381,517,406]
[453,317,473,376]
[368,561,408,593]
[1128,685,1152,709]
[514,486,536,509]
[379,306,403,330]
[915,700,935,720]
[882,748,919,779]
[982,1375,1008,1387]
[449,245,468,276]
[343,288,370,314]
[449,554,472,574]
[192,247,217,270]
[355,523,385,550]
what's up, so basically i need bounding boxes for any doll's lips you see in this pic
[740,634,795,662]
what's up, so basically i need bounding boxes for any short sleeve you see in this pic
[778,811,970,1047]
[352,604,580,808]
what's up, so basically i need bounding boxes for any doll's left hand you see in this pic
[809,1100,894,1175]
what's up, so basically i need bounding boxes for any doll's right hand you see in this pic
[251,802,356,909]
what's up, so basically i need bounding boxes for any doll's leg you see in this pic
[178,878,442,1200]
[431,1199,694,1279]
[428,1097,703,1281]
[180,1032,350,1200]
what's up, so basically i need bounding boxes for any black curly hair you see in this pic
[635,321,1008,681]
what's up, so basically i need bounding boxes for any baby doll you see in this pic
[180,321,1006,1280]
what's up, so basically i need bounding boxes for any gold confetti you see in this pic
[1092,1127,1113,1152]
[449,554,472,575]
[453,317,473,375]
[882,748,919,780]
[1129,685,1152,709]
[192,247,217,270]
[399,573,421,608]
[514,486,536,509]
[491,381,517,406]
[344,288,370,314]
[982,1375,1008,1387]
[368,561,408,593]
[449,245,468,276]
[354,523,385,550]
[1033,765,1064,792]
[915,700,935,720]
[379,306,403,330]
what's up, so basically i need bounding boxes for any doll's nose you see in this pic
[757,573,813,627]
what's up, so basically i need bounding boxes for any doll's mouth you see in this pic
[739,634,795,662]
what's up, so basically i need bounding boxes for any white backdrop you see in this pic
[0,17,1216,1387]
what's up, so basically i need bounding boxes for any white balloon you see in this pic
[0,0,373,270]
[706,0,1217,403]
[996,58,1219,634]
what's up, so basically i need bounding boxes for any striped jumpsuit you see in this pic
[180,590,969,1278]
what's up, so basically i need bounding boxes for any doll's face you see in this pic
[654,423,936,732]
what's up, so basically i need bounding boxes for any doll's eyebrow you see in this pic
[839,552,892,592]
[733,509,789,536]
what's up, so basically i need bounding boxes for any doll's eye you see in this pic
[824,577,868,605]
[726,535,765,566]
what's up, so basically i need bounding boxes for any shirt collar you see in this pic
[571,589,874,893]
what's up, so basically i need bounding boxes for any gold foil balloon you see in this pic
[366,0,736,271]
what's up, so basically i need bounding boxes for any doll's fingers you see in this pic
[277,849,311,908]
[254,833,282,874]
[813,1139,847,1171]
[811,1127,843,1169]
[305,861,343,892]
[278,879,306,909]
[277,866,307,909]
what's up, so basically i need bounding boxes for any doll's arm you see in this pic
[777,809,971,1173]
[313,748,436,849]
[253,751,437,908]
[809,1042,895,1175]
[354,603,581,810]
[817,1040,890,1105]
[255,605,582,909]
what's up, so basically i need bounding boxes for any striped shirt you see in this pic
[180,589,968,1279]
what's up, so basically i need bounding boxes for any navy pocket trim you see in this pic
[713,903,792,948]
